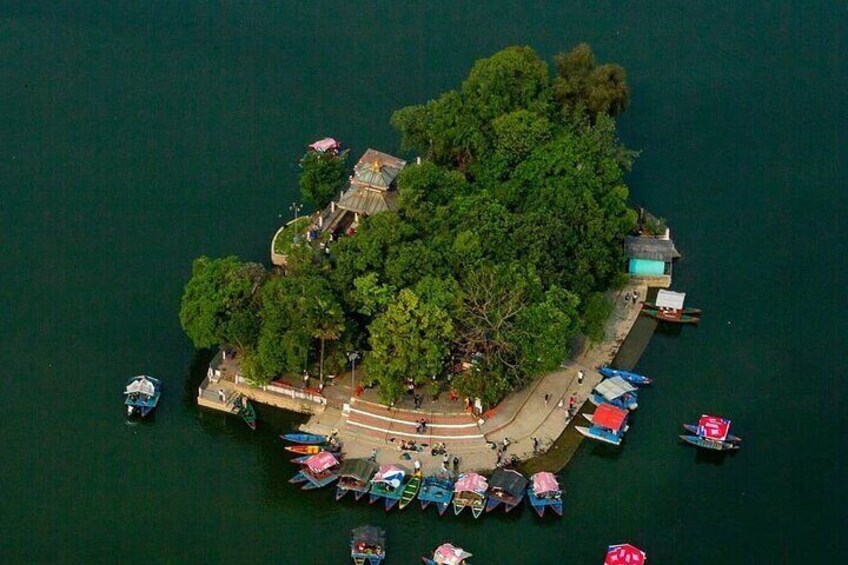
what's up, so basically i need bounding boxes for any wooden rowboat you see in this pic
[679,434,739,451]
[398,471,422,510]
[280,432,328,445]
[285,444,340,455]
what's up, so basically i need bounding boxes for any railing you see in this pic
[236,375,328,407]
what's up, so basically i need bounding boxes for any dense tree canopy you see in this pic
[299,151,348,209]
[181,43,638,405]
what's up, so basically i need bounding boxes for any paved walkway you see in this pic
[299,282,648,473]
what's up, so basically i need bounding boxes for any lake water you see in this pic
[1,2,845,563]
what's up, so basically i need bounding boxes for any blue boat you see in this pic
[485,468,527,513]
[280,432,328,445]
[368,465,408,511]
[680,414,740,451]
[124,375,162,417]
[679,434,739,451]
[575,403,630,446]
[598,365,652,386]
[590,376,638,410]
[683,424,742,444]
[418,475,455,515]
[527,472,563,517]
[350,525,386,565]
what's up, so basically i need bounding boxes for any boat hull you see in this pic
[281,433,328,445]
[679,434,739,451]
[576,425,623,446]
[598,366,652,386]
[683,424,741,443]
[398,473,422,510]
[641,305,701,324]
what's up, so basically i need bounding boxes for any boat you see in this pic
[576,403,630,446]
[124,375,162,417]
[418,475,455,515]
[680,414,740,451]
[336,458,379,501]
[368,465,409,511]
[290,454,313,464]
[296,452,341,490]
[452,473,488,519]
[285,444,340,455]
[485,468,527,513]
[590,376,639,410]
[350,525,386,565]
[583,412,630,432]
[233,395,257,430]
[640,289,701,324]
[604,543,647,565]
[683,424,741,443]
[398,470,422,510]
[527,472,563,517]
[422,543,472,565]
[280,432,328,445]
[598,365,652,386]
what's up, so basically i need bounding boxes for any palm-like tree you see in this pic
[310,297,345,386]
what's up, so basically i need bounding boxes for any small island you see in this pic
[181,44,679,473]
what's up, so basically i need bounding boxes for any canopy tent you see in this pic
[605,543,646,564]
[351,525,385,550]
[592,404,629,431]
[308,137,340,153]
[338,458,378,481]
[488,469,527,497]
[531,472,561,495]
[372,465,406,489]
[433,543,473,565]
[697,415,731,441]
[125,377,156,397]
[304,451,339,473]
[594,377,637,400]
[454,473,488,494]
[655,289,686,310]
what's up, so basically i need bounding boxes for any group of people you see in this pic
[416,418,428,433]
[624,289,640,306]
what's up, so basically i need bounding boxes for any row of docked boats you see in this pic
[282,434,564,518]
[350,525,647,565]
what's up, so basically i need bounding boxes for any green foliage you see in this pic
[179,256,265,350]
[553,43,629,119]
[583,292,614,343]
[364,289,454,404]
[299,151,348,209]
[351,273,396,316]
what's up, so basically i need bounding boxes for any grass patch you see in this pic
[273,217,311,255]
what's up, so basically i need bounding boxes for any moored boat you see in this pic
[368,465,409,511]
[679,435,738,451]
[590,376,638,410]
[640,289,701,324]
[452,473,488,519]
[598,365,652,386]
[124,375,162,417]
[576,403,630,446]
[527,472,563,517]
[233,395,257,430]
[398,470,422,510]
[485,468,527,513]
[285,444,340,455]
[422,543,472,565]
[336,458,379,501]
[682,424,741,443]
[350,525,386,565]
[604,543,647,565]
[296,451,341,490]
[280,432,328,445]
[418,475,455,515]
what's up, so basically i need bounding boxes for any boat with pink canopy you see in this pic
[308,137,341,154]
[604,543,647,565]
[422,543,473,565]
[527,472,563,517]
[289,451,341,490]
[452,473,488,518]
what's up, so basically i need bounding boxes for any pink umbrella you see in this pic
[604,543,646,565]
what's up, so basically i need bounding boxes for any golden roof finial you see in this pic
[370,159,383,173]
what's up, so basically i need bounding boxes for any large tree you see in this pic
[299,151,348,209]
[179,256,265,351]
[364,289,454,404]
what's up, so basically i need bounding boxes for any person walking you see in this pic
[557,397,564,409]
[568,395,576,411]
[577,370,584,386]
[544,393,550,407]
[452,456,459,473]
[532,437,540,453]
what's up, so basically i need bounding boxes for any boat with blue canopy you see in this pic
[527,472,563,517]
[485,468,527,513]
[680,414,740,451]
[422,543,472,565]
[452,473,488,518]
[590,376,638,410]
[598,365,652,386]
[336,458,379,501]
[368,465,409,511]
[124,375,161,417]
[350,525,386,565]
[576,403,630,446]
[418,475,455,515]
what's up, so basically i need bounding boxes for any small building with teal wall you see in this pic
[625,232,680,287]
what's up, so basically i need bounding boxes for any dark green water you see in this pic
[2,3,845,563]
